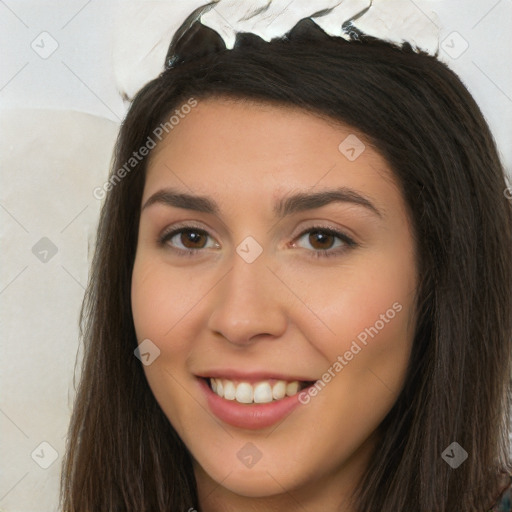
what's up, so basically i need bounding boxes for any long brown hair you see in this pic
[60,14,512,512]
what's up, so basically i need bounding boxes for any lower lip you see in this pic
[198,378,305,430]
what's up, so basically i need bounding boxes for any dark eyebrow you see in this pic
[141,186,382,218]
[142,188,219,215]
[275,188,382,218]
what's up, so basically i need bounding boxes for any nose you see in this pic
[206,249,288,347]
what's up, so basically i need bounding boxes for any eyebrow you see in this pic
[141,186,382,218]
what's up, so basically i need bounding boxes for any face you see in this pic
[131,98,418,508]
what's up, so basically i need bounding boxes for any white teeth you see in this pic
[253,382,273,403]
[286,381,300,396]
[223,380,236,400]
[272,380,286,400]
[209,378,303,404]
[235,383,253,404]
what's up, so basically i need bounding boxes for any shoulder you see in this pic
[489,474,512,512]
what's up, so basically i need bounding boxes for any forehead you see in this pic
[143,97,401,215]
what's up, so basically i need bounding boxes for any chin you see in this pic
[193,453,298,498]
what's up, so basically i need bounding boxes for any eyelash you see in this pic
[157,224,357,259]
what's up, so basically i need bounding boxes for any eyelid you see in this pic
[289,221,357,243]
[289,225,357,258]
[295,225,354,241]
[159,220,219,240]
[158,222,220,250]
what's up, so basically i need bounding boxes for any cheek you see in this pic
[131,263,166,345]
[340,261,414,348]
[322,248,416,412]
[131,256,203,431]
[131,255,201,347]
[294,257,415,458]
[285,246,416,365]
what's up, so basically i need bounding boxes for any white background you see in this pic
[1,1,511,510]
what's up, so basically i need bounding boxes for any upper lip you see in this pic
[196,369,316,383]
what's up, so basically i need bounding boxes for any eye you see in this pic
[158,224,357,259]
[292,226,357,258]
[158,226,219,256]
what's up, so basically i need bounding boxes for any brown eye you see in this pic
[307,230,336,250]
[178,229,208,249]
[293,226,356,259]
[160,227,217,254]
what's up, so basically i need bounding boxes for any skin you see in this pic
[131,97,418,511]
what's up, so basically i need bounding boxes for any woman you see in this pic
[60,5,512,511]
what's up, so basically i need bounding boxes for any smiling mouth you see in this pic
[203,377,315,404]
